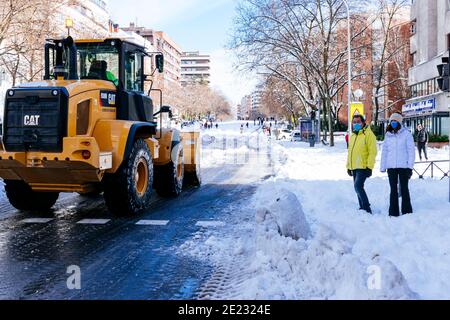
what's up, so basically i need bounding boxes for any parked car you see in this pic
[291,131,302,142]
[278,129,292,140]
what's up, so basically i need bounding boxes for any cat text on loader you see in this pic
[0,37,201,215]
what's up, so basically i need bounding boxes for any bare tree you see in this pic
[230,0,376,146]
[372,0,410,128]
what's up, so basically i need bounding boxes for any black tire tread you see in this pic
[4,180,59,211]
[103,139,153,215]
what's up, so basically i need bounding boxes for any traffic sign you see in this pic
[350,102,365,119]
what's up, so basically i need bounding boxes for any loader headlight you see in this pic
[8,90,14,97]
[52,90,59,96]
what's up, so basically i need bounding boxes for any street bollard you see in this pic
[309,134,316,148]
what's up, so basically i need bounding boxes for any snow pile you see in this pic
[255,188,311,241]
[245,185,417,300]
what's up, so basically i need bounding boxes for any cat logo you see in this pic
[24,115,40,126]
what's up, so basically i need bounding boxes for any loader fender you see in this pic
[123,122,157,163]
[92,120,157,173]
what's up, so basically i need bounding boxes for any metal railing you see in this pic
[414,160,450,180]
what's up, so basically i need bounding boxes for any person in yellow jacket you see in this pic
[347,114,378,214]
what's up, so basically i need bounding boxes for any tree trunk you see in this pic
[326,98,335,147]
[322,99,328,141]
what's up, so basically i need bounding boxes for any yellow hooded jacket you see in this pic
[347,126,378,170]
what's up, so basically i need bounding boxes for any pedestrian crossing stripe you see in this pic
[77,219,111,225]
[196,221,225,228]
[135,220,169,226]
[20,218,54,224]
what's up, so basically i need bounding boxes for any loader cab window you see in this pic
[124,51,143,92]
[77,42,119,86]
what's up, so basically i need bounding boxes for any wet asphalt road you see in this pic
[0,132,274,300]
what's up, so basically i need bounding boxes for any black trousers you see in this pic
[417,142,428,160]
[387,169,413,216]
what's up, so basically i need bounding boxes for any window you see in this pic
[77,42,119,86]
[410,20,416,35]
[124,51,143,92]
[411,51,417,65]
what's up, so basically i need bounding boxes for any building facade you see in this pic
[121,23,183,87]
[57,0,111,38]
[337,11,411,128]
[405,0,450,136]
[0,0,111,120]
[250,86,263,120]
[181,51,211,86]
[240,95,252,120]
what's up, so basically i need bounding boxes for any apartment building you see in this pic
[240,95,252,120]
[251,86,264,120]
[59,0,111,38]
[405,0,450,135]
[121,23,183,87]
[0,0,111,116]
[181,51,211,86]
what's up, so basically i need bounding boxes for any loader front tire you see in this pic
[154,147,184,197]
[4,180,59,211]
[103,139,153,215]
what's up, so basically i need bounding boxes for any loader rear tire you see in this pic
[103,139,153,216]
[154,148,184,197]
[4,180,59,211]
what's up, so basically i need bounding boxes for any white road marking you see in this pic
[20,218,54,224]
[135,220,170,226]
[196,221,225,228]
[77,219,111,225]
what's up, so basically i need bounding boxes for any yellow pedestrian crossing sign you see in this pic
[350,102,365,119]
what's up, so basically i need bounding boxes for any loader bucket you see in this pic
[182,131,201,186]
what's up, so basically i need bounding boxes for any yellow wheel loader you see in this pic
[0,37,201,215]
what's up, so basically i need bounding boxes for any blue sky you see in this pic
[108,0,236,52]
[107,0,257,104]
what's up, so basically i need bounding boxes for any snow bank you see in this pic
[247,185,417,300]
[255,188,311,240]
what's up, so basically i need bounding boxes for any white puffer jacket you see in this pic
[381,127,416,172]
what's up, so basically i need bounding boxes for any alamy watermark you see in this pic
[367,265,382,290]
[66,265,81,290]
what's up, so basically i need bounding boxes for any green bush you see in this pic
[428,135,449,143]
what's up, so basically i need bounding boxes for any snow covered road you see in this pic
[0,122,273,299]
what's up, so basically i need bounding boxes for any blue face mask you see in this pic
[391,121,399,129]
[353,123,362,132]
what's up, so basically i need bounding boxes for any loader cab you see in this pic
[43,37,163,123]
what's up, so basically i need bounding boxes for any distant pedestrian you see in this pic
[215,123,219,129]
[246,122,249,129]
[345,132,349,149]
[381,113,415,217]
[416,124,429,161]
[347,114,377,214]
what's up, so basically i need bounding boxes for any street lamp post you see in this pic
[341,0,352,133]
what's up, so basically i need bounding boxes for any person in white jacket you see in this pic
[380,113,416,217]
